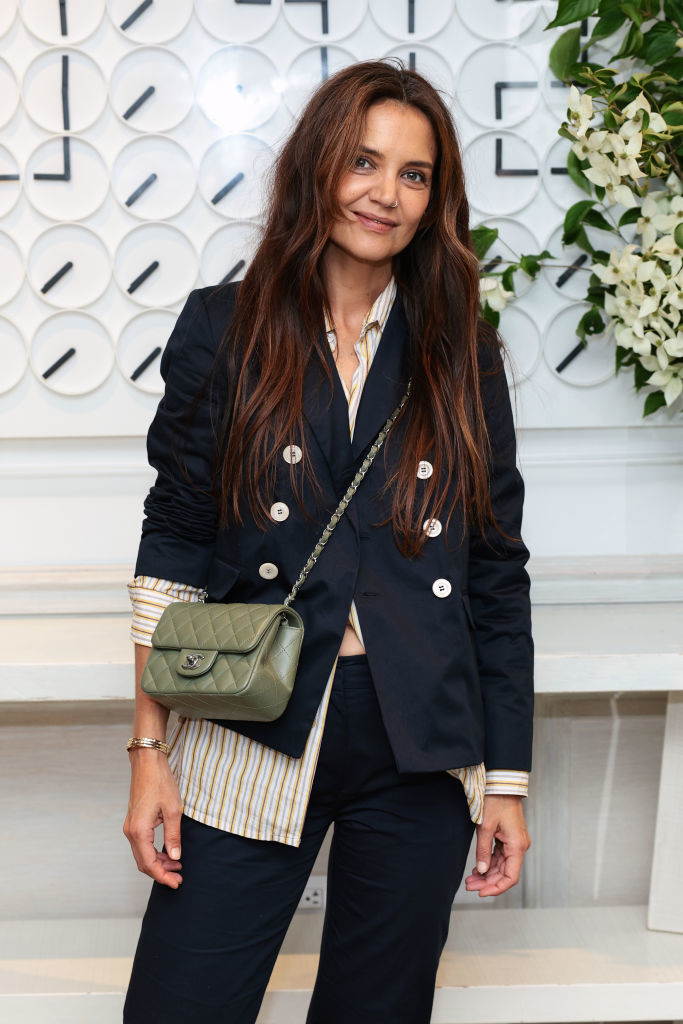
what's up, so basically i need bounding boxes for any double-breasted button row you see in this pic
[432,578,452,598]
[259,562,278,580]
[270,502,289,522]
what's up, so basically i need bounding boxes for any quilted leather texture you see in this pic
[141,601,305,722]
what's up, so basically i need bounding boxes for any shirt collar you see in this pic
[324,276,397,344]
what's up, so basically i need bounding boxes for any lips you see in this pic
[352,208,395,225]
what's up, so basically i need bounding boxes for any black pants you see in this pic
[123,654,476,1024]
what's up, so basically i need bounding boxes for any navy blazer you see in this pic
[134,282,534,774]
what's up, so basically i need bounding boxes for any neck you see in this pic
[320,244,392,328]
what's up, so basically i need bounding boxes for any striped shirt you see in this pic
[128,276,529,846]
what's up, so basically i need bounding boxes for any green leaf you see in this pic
[544,0,600,30]
[583,208,616,232]
[664,0,683,29]
[566,149,594,195]
[643,390,667,416]
[664,109,683,127]
[594,184,606,202]
[674,222,683,249]
[481,302,500,329]
[564,199,596,243]
[603,107,619,132]
[501,264,516,292]
[575,226,598,255]
[618,206,642,227]
[634,359,650,390]
[471,226,499,260]
[640,22,679,64]
[612,22,643,59]
[619,3,642,28]
[590,10,627,41]
[519,253,543,277]
[579,304,606,337]
[550,27,582,81]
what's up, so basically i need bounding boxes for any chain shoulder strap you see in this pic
[283,381,411,607]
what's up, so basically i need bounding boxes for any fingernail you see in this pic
[171,847,180,859]
[477,860,487,873]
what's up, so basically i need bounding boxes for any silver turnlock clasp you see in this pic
[181,653,205,670]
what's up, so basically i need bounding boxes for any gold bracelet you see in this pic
[126,736,171,756]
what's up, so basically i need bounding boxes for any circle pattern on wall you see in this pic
[196,46,281,132]
[283,0,367,42]
[476,217,540,299]
[21,0,106,45]
[198,134,274,221]
[464,131,540,215]
[30,310,114,396]
[455,0,538,41]
[107,0,193,43]
[27,225,111,309]
[0,58,19,129]
[200,221,262,286]
[112,135,196,221]
[0,1,16,39]
[544,302,615,387]
[498,304,542,382]
[370,0,454,41]
[22,48,107,133]
[109,48,194,132]
[542,136,584,211]
[114,223,199,308]
[24,136,110,221]
[543,223,595,302]
[455,44,540,129]
[117,308,177,395]
[284,45,357,117]
[195,0,281,43]
[0,231,25,306]
[0,317,27,396]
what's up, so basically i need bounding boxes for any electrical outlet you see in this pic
[299,874,326,910]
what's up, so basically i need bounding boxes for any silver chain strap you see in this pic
[283,381,411,607]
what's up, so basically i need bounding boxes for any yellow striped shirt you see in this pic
[128,276,528,846]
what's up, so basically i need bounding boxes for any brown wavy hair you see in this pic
[205,59,520,558]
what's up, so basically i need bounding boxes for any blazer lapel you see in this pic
[302,332,354,494]
[350,288,412,461]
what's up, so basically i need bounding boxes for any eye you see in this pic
[403,169,428,185]
[354,156,373,170]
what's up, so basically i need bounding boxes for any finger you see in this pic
[477,852,525,896]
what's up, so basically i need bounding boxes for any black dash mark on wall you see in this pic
[41,261,73,293]
[408,51,416,72]
[128,261,159,293]
[494,81,537,120]
[220,260,246,285]
[123,86,155,121]
[126,173,157,207]
[556,253,588,288]
[284,0,329,35]
[483,255,503,273]
[556,341,585,374]
[121,0,154,31]
[495,137,537,177]
[62,54,70,130]
[408,0,415,33]
[33,136,71,181]
[43,346,75,379]
[212,172,245,205]
[320,46,329,80]
[59,0,67,36]
[131,346,162,381]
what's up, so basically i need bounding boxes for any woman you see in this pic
[123,59,533,1024]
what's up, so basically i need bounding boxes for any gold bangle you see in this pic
[126,736,170,756]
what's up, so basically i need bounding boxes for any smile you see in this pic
[353,211,396,233]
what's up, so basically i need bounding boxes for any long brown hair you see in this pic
[205,59,520,558]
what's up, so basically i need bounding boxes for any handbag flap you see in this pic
[151,602,293,655]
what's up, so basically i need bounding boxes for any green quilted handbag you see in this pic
[140,385,410,722]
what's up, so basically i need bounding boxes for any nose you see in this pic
[368,173,398,209]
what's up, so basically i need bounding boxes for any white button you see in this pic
[259,562,279,579]
[270,502,289,522]
[423,518,442,538]
[417,460,433,479]
[282,444,302,465]
[432,578,451,598]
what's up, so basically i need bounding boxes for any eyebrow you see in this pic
[359,145,434,170]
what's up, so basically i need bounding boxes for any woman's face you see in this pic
[328,99,437,268]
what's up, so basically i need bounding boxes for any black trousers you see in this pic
[123,654,476,1024]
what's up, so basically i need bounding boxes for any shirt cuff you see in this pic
[484,769,529,797]
[127,575,205,647]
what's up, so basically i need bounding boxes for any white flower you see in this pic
[665,171,682,196]
[622,93,651,120]
[479,276,513,311]
[620,92,667,135]
[571,130,608,161]
[648,368,683,405]
[567,85,594,138]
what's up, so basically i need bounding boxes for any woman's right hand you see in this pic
[123,747,184,889]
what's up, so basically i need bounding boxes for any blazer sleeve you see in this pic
[134,287,225,587]
[468,335,534,772]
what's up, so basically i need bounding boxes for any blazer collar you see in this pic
[302,287,412,492]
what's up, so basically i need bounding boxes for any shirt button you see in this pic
[423,518,442,538]
[259,562,279,579]
[282,444,302,465]
[432,578,451,598]
[270,502,289,522]
[417,460,433,479]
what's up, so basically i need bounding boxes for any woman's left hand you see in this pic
[464,794,531,897]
